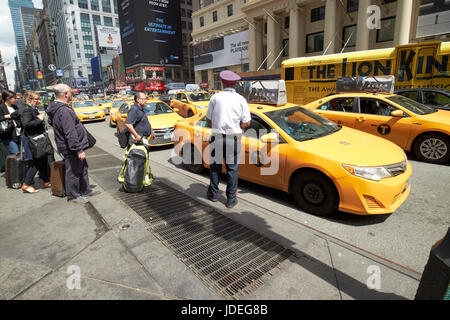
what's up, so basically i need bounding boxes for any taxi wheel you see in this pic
[414,133,450,164]
[109,119,115,128]
[182,144,204,174]
[292,172,339,216]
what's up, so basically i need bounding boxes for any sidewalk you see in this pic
[0,145,421,300]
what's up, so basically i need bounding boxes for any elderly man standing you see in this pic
[206,70,251,208]
[46,84,99,204]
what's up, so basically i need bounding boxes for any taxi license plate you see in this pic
[89,115,96,119]
[164,133,173,140]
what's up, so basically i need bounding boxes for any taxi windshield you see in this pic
[73,101,95,108]
[387,95,437,115]
[95,99,111,104]
[265,107,341,141]
[188,93,210,102]
[144,102,174,115]
[112,100,130,108]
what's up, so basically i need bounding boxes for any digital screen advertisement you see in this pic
[118,0,183,68]
[97,26,122,50]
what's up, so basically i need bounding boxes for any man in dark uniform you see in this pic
[124,92,155,147]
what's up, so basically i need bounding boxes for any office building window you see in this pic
[306,32,324,53]
[92,15,101,26]
[227,4,233,17]
[104,16,113,26]
[90,0,99,11]
[102,0,111,13]
[347,0,358,13]
[213,11,217,22]
[376,16,395,42]
[78,0,88,9]
[342,24,356,47]
[284,16,289,29]
[200,16,204,27]
[311,6,325,22]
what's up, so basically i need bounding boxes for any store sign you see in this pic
[97,26,122,49]
[145,66,164,72]
[200,82,209,89]
[118,0,183,67]
[194,30,249,72]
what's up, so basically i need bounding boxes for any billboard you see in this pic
[97,26,122,49]
[118,0,183,68]
[194,30,249,72]
[91,57,102,82]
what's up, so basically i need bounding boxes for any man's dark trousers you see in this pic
[208,134,241,203]
[65,153,92,200]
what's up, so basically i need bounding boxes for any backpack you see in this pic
[118,143,153,193]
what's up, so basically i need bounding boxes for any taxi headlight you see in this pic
[342,164,392,181]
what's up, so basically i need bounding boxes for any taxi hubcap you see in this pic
[303,182,325,205]
[420,138,447,160]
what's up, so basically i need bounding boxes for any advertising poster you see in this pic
[97,26,122,49]
[194,30,249,72]
[118,0,183,67]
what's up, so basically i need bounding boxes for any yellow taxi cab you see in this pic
[173,80,412,216]
[93,98,113,115]
[170,91,211,118]
[115,98,183,147]
[209,90,221,95]
[303,91,450,164]
[109,97,134,127]
[71,100,106,122]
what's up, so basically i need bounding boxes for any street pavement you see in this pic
[0,121,428,300]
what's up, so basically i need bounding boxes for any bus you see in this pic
[282,41,450,105]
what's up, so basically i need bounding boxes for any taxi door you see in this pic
[192,114,212,167]
[353,97,412,149]
[239,114,287,188]
[315,97,358,128]
[171,93,184,117]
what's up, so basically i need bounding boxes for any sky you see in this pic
[0,0,43,90]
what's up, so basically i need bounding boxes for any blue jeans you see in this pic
[21,136,33,160]
[208,134,241,203]
[1,139,20,154]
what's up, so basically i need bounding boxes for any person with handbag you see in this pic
[46,84,100,204]
[21,91,52,193]
[0,90,21,154]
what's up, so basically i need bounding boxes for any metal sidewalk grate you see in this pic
[114,181,293,299]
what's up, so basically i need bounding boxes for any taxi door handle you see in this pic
[357,117,366,123]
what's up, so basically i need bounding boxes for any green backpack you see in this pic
[118,144,153,192]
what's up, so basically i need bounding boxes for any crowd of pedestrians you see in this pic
[1,84,99,203]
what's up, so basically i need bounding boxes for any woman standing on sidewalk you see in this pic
[21,91,52,193]
[0,90,21,154]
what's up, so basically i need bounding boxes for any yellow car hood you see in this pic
[74,107,104,113]
[299,126,406,166]
[147,112,183,129]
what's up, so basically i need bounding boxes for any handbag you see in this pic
[28,133,54,159]
[0,120,12,134]
[85,128,96,150]
[118,127,130,149]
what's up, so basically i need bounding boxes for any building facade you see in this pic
[192,0,450,89]
[34,0,58,87]
[0,51,9,91]
[8,0,35,68]
[49,0,120,89]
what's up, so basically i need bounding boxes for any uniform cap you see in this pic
[220,70,240,84]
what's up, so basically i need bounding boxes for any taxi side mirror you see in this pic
[390,110,404,117]
[260,132,279,144]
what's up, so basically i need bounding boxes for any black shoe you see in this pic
[207,191,218,202]
[226,199,237,209]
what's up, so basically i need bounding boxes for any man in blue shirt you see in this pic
[124,92,154,146]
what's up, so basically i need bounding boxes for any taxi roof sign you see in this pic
[235,80,287,106]
[336,76,395,94]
